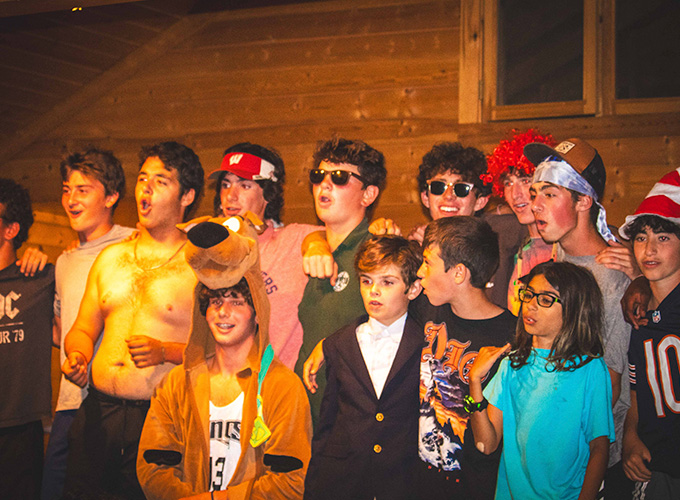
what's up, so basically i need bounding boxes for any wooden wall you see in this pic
[2,0,680,251]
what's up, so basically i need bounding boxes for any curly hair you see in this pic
[213,143,285,223]
[0,178,33,250]
[197,278,253,317]
[355,235,423,289]
[510,261,604,372]
[486,129,555,198]
[626,214,680,240]
[61,147,126,212]
[139,141,204,222]
[312,137,387,191]
[417,142,491,197]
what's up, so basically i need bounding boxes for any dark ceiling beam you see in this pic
[0,0,144,18]
[0,11,211,164]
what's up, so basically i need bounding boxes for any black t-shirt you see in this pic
[409,293,516,499]
[629,281,680,478]
[483,212,527,309]
[0,263,55,428]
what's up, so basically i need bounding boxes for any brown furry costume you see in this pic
[137,214,312,500]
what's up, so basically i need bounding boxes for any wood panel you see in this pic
[2,0,679,242]
[1,31,119,69]
[121,31,457,85]
[186,1,457,46]
[51,83,458,138]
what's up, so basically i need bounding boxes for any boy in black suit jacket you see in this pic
[304,235,423,500]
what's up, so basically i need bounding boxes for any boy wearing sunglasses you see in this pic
[368,142,525,308]
[416,142,491,227]
[526,137,633,499]
[418,143,527,308]
[295,137,386,425]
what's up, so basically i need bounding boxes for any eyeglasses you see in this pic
[518,288,561,308]
[427,180,474,197]
[309,168,367,186]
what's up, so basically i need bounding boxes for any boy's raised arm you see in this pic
[467,344,510,455]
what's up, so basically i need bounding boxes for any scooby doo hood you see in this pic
[178,212,270,369]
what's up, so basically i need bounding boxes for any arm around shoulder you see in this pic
[301,230,337,283]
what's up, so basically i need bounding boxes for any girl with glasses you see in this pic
[466,261,615,500]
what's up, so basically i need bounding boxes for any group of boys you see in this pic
[0,130,677,500]
[298,134,677,500]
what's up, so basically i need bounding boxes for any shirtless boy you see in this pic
[61,141,204,499]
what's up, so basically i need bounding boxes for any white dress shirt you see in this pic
[355,313,407,398]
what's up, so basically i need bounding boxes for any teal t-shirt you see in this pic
[484,349,615,500]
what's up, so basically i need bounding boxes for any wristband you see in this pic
[463,394,488,414]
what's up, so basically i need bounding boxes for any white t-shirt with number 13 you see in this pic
[209,392,244,491]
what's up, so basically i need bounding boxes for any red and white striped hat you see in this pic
[619,167,680,239]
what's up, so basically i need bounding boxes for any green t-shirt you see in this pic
[296,219,369,424]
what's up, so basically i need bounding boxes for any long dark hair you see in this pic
[510,261,604,371]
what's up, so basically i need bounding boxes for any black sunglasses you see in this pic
[309,168,367,186]
[518,288,561,308]
[427,180,474,197]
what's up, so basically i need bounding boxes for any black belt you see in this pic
[89,386,150,408]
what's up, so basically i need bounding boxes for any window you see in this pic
[458,0,680,123]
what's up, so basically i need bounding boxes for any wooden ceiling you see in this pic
[0,0,317,163]
[0,1,191,142]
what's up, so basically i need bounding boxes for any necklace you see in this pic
[133,239,186,271]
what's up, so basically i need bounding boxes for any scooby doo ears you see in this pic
[177,212,266,238]
[178,212,265,290]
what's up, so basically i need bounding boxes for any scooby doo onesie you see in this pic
[137,214,312,500]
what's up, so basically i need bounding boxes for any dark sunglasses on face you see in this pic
[309,168,367,186]
[427,180,474,197]
[518,288,561,308]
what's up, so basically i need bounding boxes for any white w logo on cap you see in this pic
[229,154,244,165]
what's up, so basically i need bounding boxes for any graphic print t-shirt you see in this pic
[209,393,244,491]
[0,263,55,428]
[409,294,515,472]
[628,282,680,477]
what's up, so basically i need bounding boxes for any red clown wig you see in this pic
[487,129,556,197]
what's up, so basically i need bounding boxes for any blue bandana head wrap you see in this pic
[533,156,616,242]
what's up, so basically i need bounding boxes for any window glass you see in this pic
[497,0,583,105]
[616,0,680,99]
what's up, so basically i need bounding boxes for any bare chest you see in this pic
[99,251,196,323]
